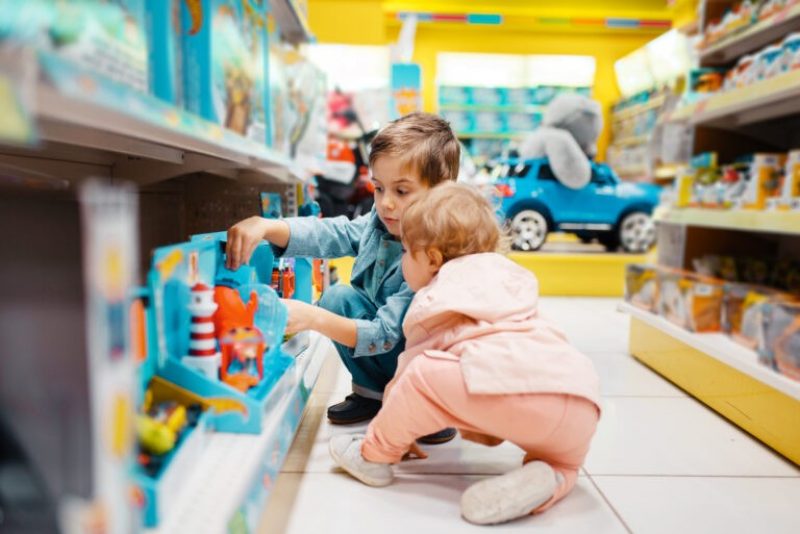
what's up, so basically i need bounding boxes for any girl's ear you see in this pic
[426,248,444,271]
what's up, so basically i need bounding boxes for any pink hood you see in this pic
[396,253,600,407]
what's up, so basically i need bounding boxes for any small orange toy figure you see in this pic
[214,286,266,392]
[219,326,266,392]
[214,286,258,335]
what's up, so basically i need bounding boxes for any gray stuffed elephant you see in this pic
[518,93,603,190]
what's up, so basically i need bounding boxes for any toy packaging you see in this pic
[738,153,786,209]
[657,269,725,332]
[780,149,800,209]
[0,0,149,93]
[146,0,183,104]
[182,0,269,143]
[625,264,660,312]
[762,301,800,381]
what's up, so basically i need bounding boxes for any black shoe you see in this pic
[417,427,457,445]
[327,393,382,425]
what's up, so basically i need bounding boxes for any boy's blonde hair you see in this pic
[369,112,460,186]
[402,182,507,262]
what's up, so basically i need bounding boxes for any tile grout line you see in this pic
[585,473,635,534]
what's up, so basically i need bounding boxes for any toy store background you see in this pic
[1,0,800,532]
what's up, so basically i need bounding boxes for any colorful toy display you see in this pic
[701,0,800,49]
[183,282,222,380]
[626,262,800,383]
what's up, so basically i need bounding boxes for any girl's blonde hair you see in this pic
[401,182,508,262]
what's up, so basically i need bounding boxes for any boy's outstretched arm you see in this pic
[227,216,290,270]
[283,299,358,347]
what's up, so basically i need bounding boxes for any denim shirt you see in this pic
[275,208,413,357]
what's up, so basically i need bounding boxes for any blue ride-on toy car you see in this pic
[493,158,661,253]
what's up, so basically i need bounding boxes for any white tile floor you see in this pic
[258,298,800,534]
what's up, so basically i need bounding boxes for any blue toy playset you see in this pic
[147,232,295,434]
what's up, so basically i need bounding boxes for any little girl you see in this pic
[329,182,601,525]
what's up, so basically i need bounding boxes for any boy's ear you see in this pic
[426,248,444,271]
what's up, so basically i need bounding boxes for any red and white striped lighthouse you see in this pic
[189,283,217,356]
[183,283,221,379]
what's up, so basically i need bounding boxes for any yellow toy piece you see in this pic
[137,415,177,456]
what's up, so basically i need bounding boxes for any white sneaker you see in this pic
[460,461,560,525]
[329,434,394,487]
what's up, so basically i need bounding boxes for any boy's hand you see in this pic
[226,216,271,270]
[281,299,319,335]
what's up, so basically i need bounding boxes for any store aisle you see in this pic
[259,298,800,534]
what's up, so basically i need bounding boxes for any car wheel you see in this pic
[618,211,656,253]
[510,209,548,251]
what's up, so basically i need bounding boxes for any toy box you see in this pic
[472,111,506,134]
[625,264,660,312]
[780,149,800,209]
[657,269,725,332]
[182,0,269,142]
[0,0,149,93]
[440,109,473,134]
[763,301,800,381]
[439,86,472,106]
[131,290,213,528]
[146,0,183,104]
[738,153,786,209]
[721,283,779,344]
[506,112,541,134]
[146,232,294,434]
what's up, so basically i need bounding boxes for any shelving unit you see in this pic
[656,208,800,235]
[439,103,544,113]
[699,2,800,67]
[667,68,800,129]
[1,53,298,186]
[0,5,324,528]
[622,303,800,464]
[625,1,800,466]
[612,94,666,122]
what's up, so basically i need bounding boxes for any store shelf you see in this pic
[148,332,333,534]
[0,52,298,186]
[612,95,666,122]
[439,103,544,113]
[656,207,800,236]
[622,303,800,465]
[666,68,800,129]
[622,303,800,401]
[700,3,800,67]
[270,0,315,45]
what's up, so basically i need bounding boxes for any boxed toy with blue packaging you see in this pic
[145,0,183,104]
[181,0,270,142]
[0,0,149,93]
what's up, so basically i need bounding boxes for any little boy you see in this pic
[226,113,460,440]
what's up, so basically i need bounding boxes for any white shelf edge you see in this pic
[146,331,333,534]
[619,302,800,402]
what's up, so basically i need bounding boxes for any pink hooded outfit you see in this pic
[362,253,601,512]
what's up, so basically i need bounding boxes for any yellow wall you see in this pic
[308,0,672,160]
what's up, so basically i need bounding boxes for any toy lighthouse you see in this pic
[182,283,221,380]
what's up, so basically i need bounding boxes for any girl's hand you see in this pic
[402,442,429,461]
[281,299,319,335]
[460,430,504,447]
[226,216,271,270]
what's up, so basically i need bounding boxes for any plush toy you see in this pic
[518,93,603,190]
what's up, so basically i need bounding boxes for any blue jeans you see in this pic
[317,284,403,400]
